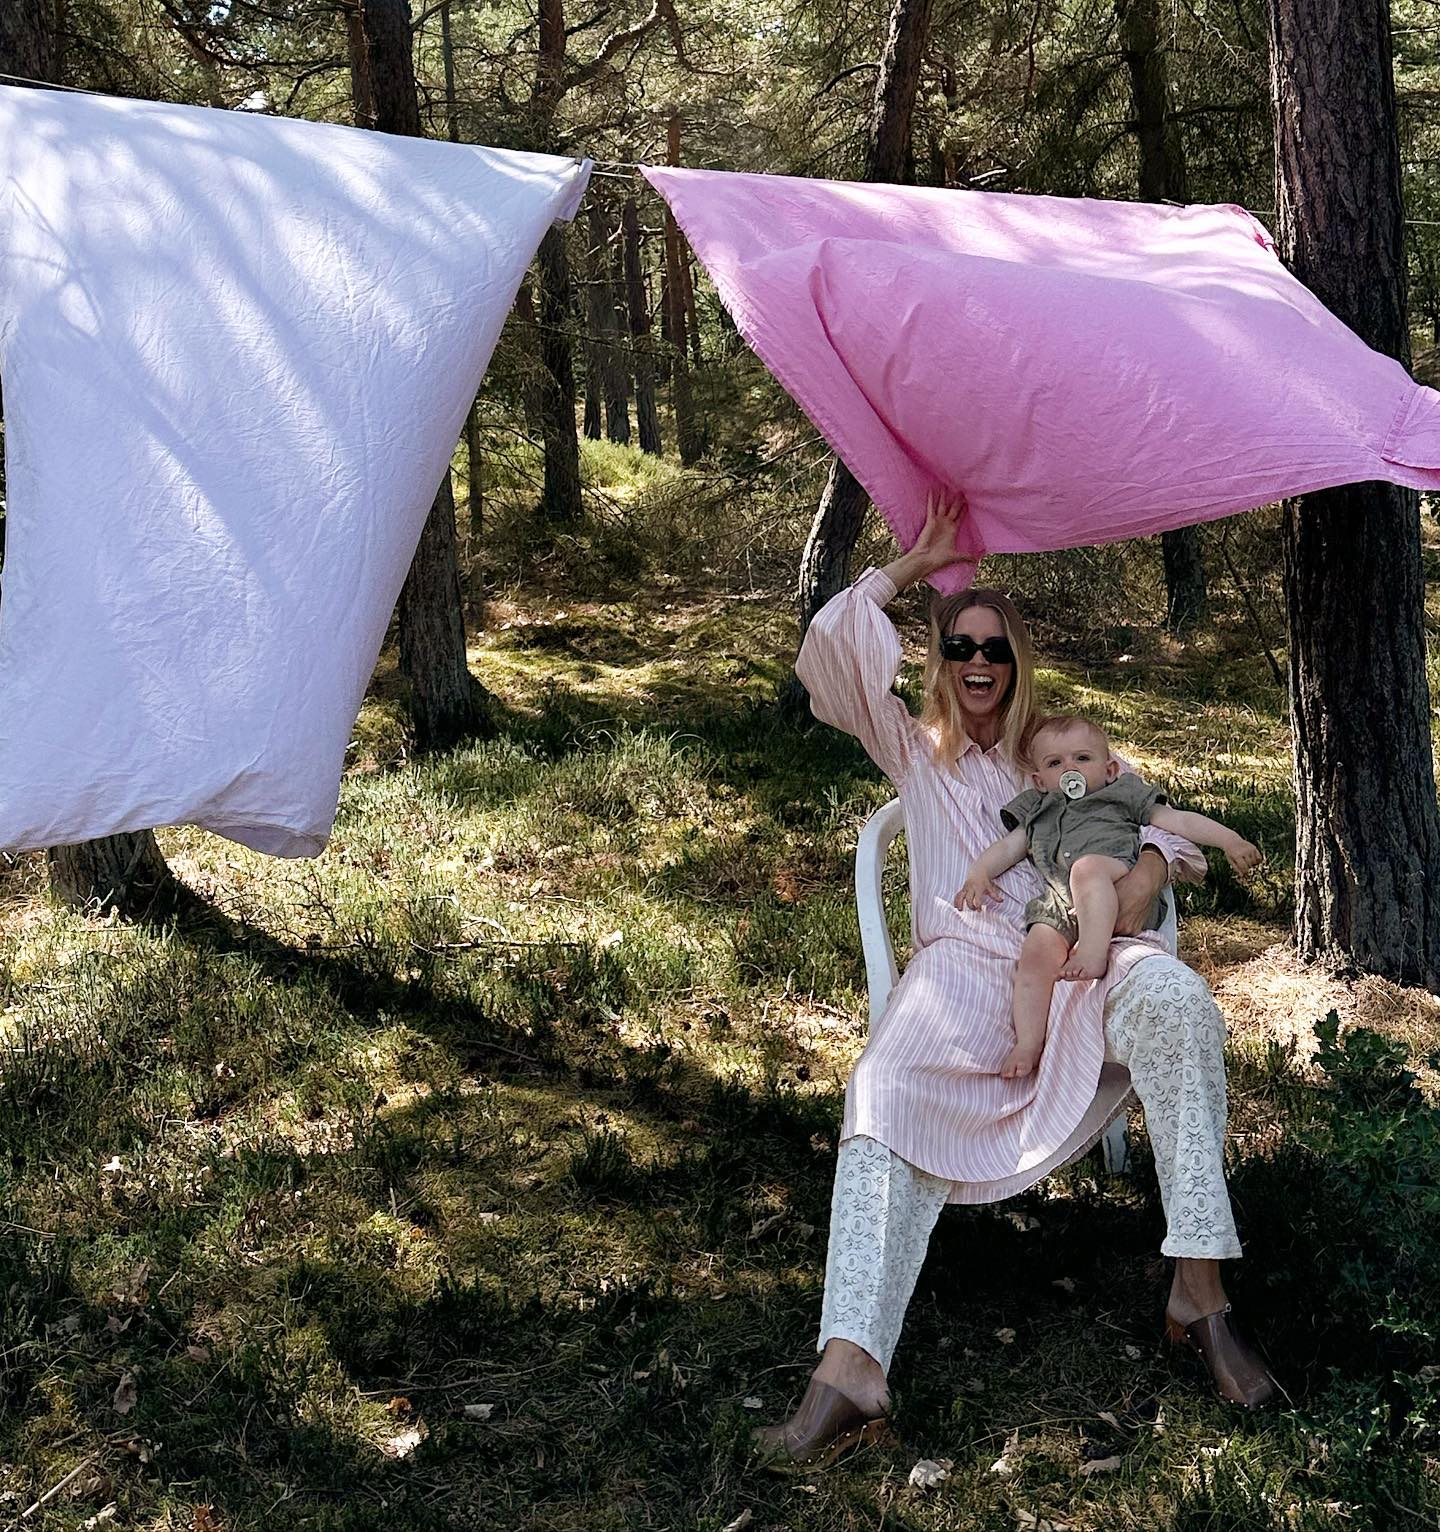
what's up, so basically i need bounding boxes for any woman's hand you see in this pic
[881,490,975,592]
[1113,847,1168,935]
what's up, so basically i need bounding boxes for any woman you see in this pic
[757,495,1277,1468]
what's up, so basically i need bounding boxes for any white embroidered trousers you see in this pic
[818,958,1241,1372]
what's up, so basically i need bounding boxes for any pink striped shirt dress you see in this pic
[796,568,1205,1203]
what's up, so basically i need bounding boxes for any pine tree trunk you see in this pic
[583,347,603,440]
[1265,0,1440,987]
[513,278,547,441]
[536,225,583,523]
[781,460,871,720]
[399,470,490,748]
[587,199,632,445]
[361,0,488,746]
[582,201,609,441]
[0,0,59,83]
[1117,0,1209,634]
[463,396,485,628]
[344,0,374,125]
[0,0,180,912]
[784,0,936,716]
[464,397,482,540]
[663,116,702,466]
[621,197,663,455]
[48,832,176,916]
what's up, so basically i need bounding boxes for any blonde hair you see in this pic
[1022,712,1111,769]
[920,587,1036,767]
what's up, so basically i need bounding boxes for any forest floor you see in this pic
[2,518,1440,1531]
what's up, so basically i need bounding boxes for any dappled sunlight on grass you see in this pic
[4,571,1440,1528]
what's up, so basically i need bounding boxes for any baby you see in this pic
[957,713,1260,1079]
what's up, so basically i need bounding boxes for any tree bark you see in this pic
[582,197,605,438]
[1265,0,1440,987]
[0,0,180,913]
[783,0,935,718]
[586,198,632,445]
[399,469,490,748]
[0,0,59,84]
[621,197,664,455]
[536,224,584,523]
[664,109,703,465]
[1117,0,1209,634]
[463,395,484,627]
[344,1,375,126]
[361,0,488,745]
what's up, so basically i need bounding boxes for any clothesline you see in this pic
[10,71,1440,227]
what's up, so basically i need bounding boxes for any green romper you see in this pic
[1000,774,1169,944]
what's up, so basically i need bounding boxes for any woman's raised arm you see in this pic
[795,492,974,787]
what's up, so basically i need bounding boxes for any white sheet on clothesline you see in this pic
[0,85,588,857]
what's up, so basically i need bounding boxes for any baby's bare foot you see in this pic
[1060,943,1108,981]
[999,1042,1042,1078]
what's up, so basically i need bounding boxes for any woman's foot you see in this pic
[812,1336,889,1418]
[752,1339,892,1468]
[1165,1307,1279,1409]
[751,1377,894,1469]
[1164,1258,1279,1408]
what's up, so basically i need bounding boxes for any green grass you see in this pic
[1,557,1438,1530]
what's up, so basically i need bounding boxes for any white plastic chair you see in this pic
[856,798,1178,1176]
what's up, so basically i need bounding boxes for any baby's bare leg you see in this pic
[1060,854,1131,980]
[1004,924,1071,1078]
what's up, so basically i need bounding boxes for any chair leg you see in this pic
[1101,1118,1129,1175]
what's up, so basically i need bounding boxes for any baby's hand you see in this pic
[956,873,1004,911]
[1224,835,1262,878]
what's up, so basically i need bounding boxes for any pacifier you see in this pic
[1059,770,1088,800]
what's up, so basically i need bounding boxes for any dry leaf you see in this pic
[907,1457,952,1490]
[990,1428,1021,1476]
[186,1344,211,1364]
[1123,1345,1142,1360]
[82,1508,117,1531]
[382,1424,425,1460]
[115,1261,150,1305]
[66,1471,108,1500]
[1006,1212,1041,1232]
[386,1396,412,1418]
[122,1438,160,1463]
[1052,1277,1076,1295]
[462,1403,494,1421]
[1079,1455,1123,1477]
[995,1327,1017,1345]
[112,1370,138,1416]
[742,1396,764,1410]
[600,930,623,948]
[193,1504,223,1531]
[101,1156,124,1175]
[1015,1512,1073,1532]
[58,1312,83,1334]
[1097,1410,1122,1430]
[721,1513,753,1532]
[477,1211,501,1225]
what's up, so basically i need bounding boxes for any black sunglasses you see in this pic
[941,634,1015,665]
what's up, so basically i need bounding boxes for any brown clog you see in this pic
[751,1381,896,1471]
[1165,1304,1282,1409]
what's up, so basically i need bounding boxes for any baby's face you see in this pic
[1029,724,1119,795]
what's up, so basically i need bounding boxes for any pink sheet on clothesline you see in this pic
[642,165,1440,591]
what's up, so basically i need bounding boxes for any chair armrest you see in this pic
[856,798,906,1028]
